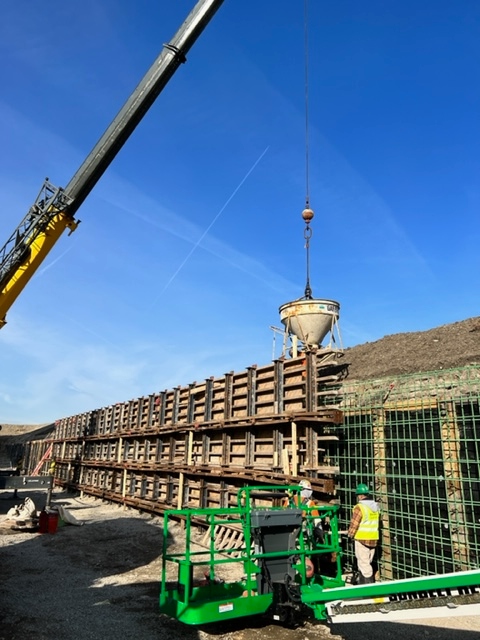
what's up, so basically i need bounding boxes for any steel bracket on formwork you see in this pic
[147,394,156,427]
[247,365,257,416]
[305,352,316,412]
[304,423,317,470]
[136,397,144,429]
[221,431,230,466]
[274,358,285,414]
[172,387,181,425]
[204,377,214,422]
[245,431,254,467]
[272,427,284,473]
[187,384,196,424]
[201,433,209,465]
[224,372,234,421]
[159,391,167,426]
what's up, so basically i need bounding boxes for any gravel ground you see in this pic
[1,490,479,640]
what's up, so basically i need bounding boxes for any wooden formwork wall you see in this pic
[26,352,347,513]
[25,355,480,581]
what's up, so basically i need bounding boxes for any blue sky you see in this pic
[0,0,479,424]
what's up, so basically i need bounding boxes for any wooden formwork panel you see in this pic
[57,464,330,514]
[137,396,157,430]
[111,404,123,432]
[141,438,156,465]
[161,389,177,425]
[211,376,229,421]
[50,420,341,478]
[170,435,187,465]
[54,462,69,484]
[182,476,234,509]
[227,428,251,468]
[283,359,308,413]
[52,353,345,439]
[191,381,209,423]
[54,416,74,439]
[154,437,173,465]
[41,352,347,514]
[230,370,250,418]
[55,441,82,461]
[203,432,225,466]
[53,420,65,440]
[201,481,223,509]
[255,364,276,415]
[110,469,124,494]
[104,406,115,434]
[96,408,108,435]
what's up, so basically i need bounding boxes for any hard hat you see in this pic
[299,479,312,489]
[355,483,371,495]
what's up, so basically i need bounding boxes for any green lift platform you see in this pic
[159,485,480,626]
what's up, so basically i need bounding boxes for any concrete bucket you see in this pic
[279,299,340,348]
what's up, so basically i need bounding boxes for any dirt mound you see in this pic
[0,423,53,438]
[0,424,54,469]
[343,317,480,381]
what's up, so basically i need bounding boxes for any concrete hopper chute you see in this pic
[279,298,342,357]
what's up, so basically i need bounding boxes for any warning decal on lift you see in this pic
[218,603,234,613]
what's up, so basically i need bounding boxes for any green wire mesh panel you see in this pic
[335,366,480,580]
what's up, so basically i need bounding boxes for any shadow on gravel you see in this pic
[0,490,203,640]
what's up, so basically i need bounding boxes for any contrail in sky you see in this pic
[159,145,270,294]
[35,244,76,278]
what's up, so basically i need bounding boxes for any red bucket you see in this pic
[38,509,59,534]
[47,511,59,534]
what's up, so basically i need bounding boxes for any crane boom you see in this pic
[0,0,225,328]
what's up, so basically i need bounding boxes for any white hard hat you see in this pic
[299,479,312,489]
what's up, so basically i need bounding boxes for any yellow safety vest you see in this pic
[354,502,379,541]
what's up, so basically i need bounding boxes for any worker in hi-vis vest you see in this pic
[347,483,380,584]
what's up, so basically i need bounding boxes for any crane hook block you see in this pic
[302,207,314,224]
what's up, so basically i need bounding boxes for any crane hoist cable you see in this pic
[302,0,314,300]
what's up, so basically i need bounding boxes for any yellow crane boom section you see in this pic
[0,0,225,328]
[0,210,78,328]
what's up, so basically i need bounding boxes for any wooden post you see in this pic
[282,448,290,475]
[187,431,194,466]
[291,421,298,477]
[440,400,470,570]
[121,468,127,510]
[177,472,185,509]
[372,407,392,579]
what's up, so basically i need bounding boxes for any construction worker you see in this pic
[48,457,56,476]
[347,483,379,584]
[284,479,324,543]
[287,479,341,578]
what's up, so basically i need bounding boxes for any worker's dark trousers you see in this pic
[357,573,375,584]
